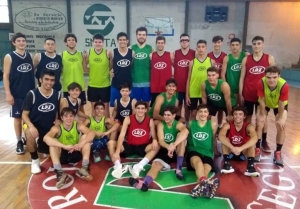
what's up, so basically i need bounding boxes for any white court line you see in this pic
[290,166,300,168]
[0,161,32,164]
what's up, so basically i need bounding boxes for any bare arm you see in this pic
[131,99,137,114]
[240,124,257,150]
[174,122,189,146]
[76,99,89,119]
[211,59,216,67]
[109,50,114,70]
[218,123,234,150]
[170,52,174,65]
[84,50,89,73]
[115,116,130,154]
[185,60,193,104]
[77,123,96,143]
[82,118,90,127]
[22,110,35,130]
[33,53,41,72]
[269,55,275,66]
[221,82,233,116]
[59,98,68,115]
[105,117,120,135]
[82,52,88,73]
[149,119,158,141]
[153,95,165,121]
[43,126,66,148]
[239,57,247,98]
[221,55,228,81]
[201,81,207,104]
[111,100,117,119]
[157,122,169,149]
[3,54,13,103]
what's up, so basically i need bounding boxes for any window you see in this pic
[0,0,9,23]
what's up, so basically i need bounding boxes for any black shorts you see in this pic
[10,98,23,119]
[120,141,148,158]
[186,151,214,171]
[153,148,177,168]
[177,92,186,106]
[87,86,111,103]
[150,93,160,107]
[189,98,202,111]
[63,91,87,105]
[208,103,227,116]
[266,104,288,116]
[175,115,181,121]
[37,131,49,154]
[244,100,259,116]
[60,149,82,165]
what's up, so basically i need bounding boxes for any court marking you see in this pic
[0,158,49,165]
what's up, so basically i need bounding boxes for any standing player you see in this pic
[150,35,173,105]
[256,66,289,166]
[22,70,61,173]
[33,37,62,91]
[3,32,35,154]
[85,33,111,117]
[239,36,275,157]
[173,33,195,120]
[186,40,215,120]
[131,27,153,104]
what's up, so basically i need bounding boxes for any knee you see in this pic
[152,161,163,169]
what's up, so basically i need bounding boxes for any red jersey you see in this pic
[150,51,172,93]
[127,115,151,145]
[207,51,227,74]
[174,49,195,92]
[226,121,250,147]
[243,53,270,102]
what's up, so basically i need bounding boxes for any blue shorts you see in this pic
[177,92,186,106]
[110,86,133,107]
[91,136,109,151]
[10,98,24,118]
[132,87,151,102]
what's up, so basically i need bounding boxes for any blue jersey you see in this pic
[116,97,133,123]
[65,96,79,115]
[9,51,35,99]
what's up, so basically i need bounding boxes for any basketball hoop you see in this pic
[155,31,163,36]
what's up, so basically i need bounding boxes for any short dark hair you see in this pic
[117,32,128,40]
[136,26,148,35]
[212,35,223,43]
[197,40,207,45]
[94,101,105,109]
[196,104,209,112]
[207,66,219,74]
[166,78,177,86]
[12,32,26,43]
[44,38,55,43]
[135,101,148,109]
[180,33,189,39]
[265,66,281,75]
[120,83,131,90]
[93,33,104,41]
[230,38,241,44]
[67,82,82,92]
[163,105,177,115]
[60,107,76,117]
[232,106,248,116]
[156,35,166,43]
[40,69,55,79]
[252,36,264,42]
[64,33,77,43]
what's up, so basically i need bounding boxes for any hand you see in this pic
[239,94,244,105]
[73,141,85,151]
[168,150,174,158]
[53,119,61,126]
[63,145,75,152]
[96,132,104,138]
[29,126,39,139]
[276,118,285,130]
[257,114,266,123]
[185,96,191,106]
[6,94,14,105]
[112,152,120,162]
[226,115,233,122]
[152,140,158,150]
[102,131,110,137]
[231,147,242,156]
[167,143,176,152]
[110,69,114,78]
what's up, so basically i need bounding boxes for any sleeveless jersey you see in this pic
[226,121,250,147]
[148,92,177,117]
[163,120,178,144]
[62,51,85,92]
[225,52,246,94]
[150,51,172,93]
[243,54,270,102]
[127,115,151,145]
[36,52,62,91]
[207,51,227,74]
[131,44,152,87]
[88,48,110,88]
[9,51,35,99]
[174,49,195,92]
[189,57,212,98]
[57,121,79,145]
[112,48,133,89]
[89,116,107,139]
[65,97,79,115]
[188,120,214,158]
[116,97,133,123]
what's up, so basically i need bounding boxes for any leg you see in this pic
[175,141,186,180]
[24,126,41,174]
[273,110,287,166]
[217,110,224,128]
[221,145,234,174]
[184,104,190,122]
[76,138,93,181]
[90,102,96,116]
[255,107,267,162]
[11,99,25,154]
[243,146,259,177]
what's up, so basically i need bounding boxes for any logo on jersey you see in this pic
[193,132,209,141]
[249,66,265,74]
[231,63,241,71]
[198,66,206,71]
[135,52,147,60]
[83,4,115,36]
[164,133,174,143]
[120,110,130,117]
[215,63,222,69]
[66,134,74,141]
[38,103,55,112]
[177,59,189,67]
[208,94,221,101]
[132,129,146,137]
[69,58,78,62]
[231,135,243,144]
[46,62,59,70]
[17,63,32,72]
[154,62,167,69]
[93,58,102,63]
[117,59,130,67]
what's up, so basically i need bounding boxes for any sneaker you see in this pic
[128,177,149,192]
[112,164,129,179]
[208,178,220,198]
[104,154,111,161]
[273,151,284,167]
[55,169,70,189]
[16,140,25,154]
[31,159,41,174]
[254,148,261,162]
[93,151,101,163]
[244,164,260,177]
[190,179,211,198]
[22,137,27,147]
[76,164,93,181]
[221,161,234,174]
[175,169,184,180]
[129,164,144,179]
[262,142,272,153]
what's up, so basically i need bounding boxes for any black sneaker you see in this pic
[22,137,27,147]
[244,164,260,177]
[221,161,234,174]
[16,140,25,154]
[129,177,149,192]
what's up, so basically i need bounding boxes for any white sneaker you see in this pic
[129,164,144,179]
[31,159,41,174]
[111,164,129,179]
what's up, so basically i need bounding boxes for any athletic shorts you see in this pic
[87,86,110,103]
[228,152,247,161]
[153,148,177,169]
[91,136,109,151]
[150,93,160,107]
[120,141,148,158]
[244,100,259,116]
[186,151,214,171]
[23,123,49,154]
[132,87,151,102]
[10,98,23,118]
[189,98,202,111]
[60,149,82,165]
[177,92,186,106]
[266,104,288,116]
[208,103,228,116]
[63,91,87,105]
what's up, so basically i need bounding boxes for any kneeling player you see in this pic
[218,106,259,177]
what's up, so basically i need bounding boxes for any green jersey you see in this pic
[188,120,214,158]
[57,121,79,145]
[88,48,110,88]
[62,51,85,92]
[89,116,106,139]
[163,120,178,144]
[148,92,177,117]
[131,44,152,87]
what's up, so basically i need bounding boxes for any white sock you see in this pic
[218,124,222,128]
[114,160,121,169]
[138,157,149,167]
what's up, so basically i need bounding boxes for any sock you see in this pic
[223,154,230,162]
[218,124,222,128]
[276,144,283,152]
[17,136,22,141]
[256,139,261,148]
[176,156,184,170]
[199,176,207,183]
[262,133,267,144]
[138,157,149,167]
[247,157,255,166]
[54,163,62,170]
[143,175,153,186]
[82,159,89,166]
[114,160,121,169]
[30,151,38,160]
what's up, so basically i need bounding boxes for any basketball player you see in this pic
[186,40,215,120]
[219,106,260,177]
[3,32,35,154]
[33,37,62,91]
[131,27,153,104]
[188,104,220,199]
[107,101,159,179]
[150,35,173,105]
[256,66,289,167]
[173,33,195,120]
[85,33,110,117]
[239,36,275,159]
[22,70,60,174]
[129,105,188,191]
[44,107,95,189]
